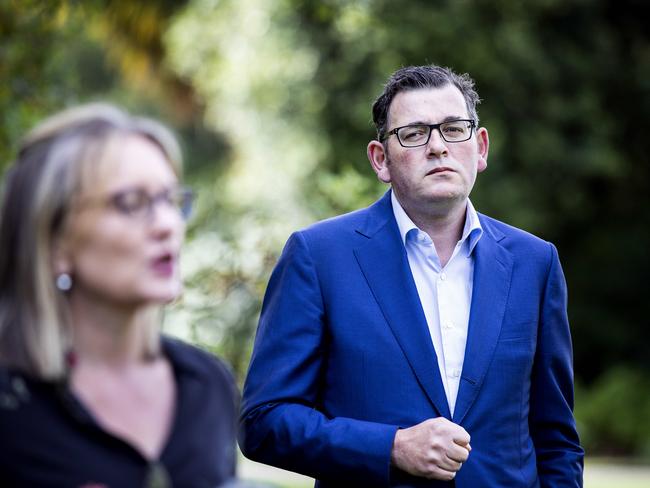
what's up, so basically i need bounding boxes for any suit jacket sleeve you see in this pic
[239,231,398,485]
[530,243,584,487]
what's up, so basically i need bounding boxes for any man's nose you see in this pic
[426,128,449,158]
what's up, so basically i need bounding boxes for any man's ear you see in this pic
[367,140,392,183]
[476,127,489,173]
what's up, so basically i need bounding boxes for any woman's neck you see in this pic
[67,292,157,368]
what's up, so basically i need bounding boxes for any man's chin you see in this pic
[423,189,467,205]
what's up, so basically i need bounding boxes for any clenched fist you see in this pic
[390,417,471,480]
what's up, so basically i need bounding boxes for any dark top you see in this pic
[0,336,239,488]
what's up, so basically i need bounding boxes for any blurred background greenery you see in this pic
[1,0,648,469]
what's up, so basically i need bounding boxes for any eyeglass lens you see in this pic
[111,187,193,220]
[398,121,472,146]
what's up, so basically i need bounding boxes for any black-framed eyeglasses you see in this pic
[382,119,476,147]
[88,186,195,221]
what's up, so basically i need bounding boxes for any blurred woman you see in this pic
[0,104,238,487]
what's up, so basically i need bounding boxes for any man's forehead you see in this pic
[388,85,468,123]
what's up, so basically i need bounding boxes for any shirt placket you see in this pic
[436,270,464,413]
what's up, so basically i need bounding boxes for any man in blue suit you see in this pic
[240,65,583,487]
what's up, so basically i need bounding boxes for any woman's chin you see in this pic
[146,282,183,305]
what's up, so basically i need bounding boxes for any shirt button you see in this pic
[440,272,447,281]
[443,321,454,330]
[450,369,461,378]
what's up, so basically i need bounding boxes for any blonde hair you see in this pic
[0,103,183,379]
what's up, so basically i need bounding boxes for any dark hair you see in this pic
[371,65,481,141]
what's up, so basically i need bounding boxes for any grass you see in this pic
[584,458,650,488]
[238,455,650,488]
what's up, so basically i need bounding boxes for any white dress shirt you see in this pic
[391,192,483,414]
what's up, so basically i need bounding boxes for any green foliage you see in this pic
[249,0,650,383]
[576,367,650,459]
[2,0,649,457]
[0,1,103,171]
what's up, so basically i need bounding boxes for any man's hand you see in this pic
[390,417,471,481]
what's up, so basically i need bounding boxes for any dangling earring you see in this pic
[56,273,73,292]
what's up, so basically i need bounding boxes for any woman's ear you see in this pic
[51,237,72,277]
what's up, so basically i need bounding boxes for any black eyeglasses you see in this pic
[81,186,194,221]
[383,119,476,147]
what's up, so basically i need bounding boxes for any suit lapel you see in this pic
[453,217,513,424]
[354,193,451,419]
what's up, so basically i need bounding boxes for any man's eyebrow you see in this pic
[402,116,468,126]
[441,115,468,123]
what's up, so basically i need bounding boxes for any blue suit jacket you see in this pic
[240,191,583,487]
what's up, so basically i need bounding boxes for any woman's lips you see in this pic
[151,253,175,277]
